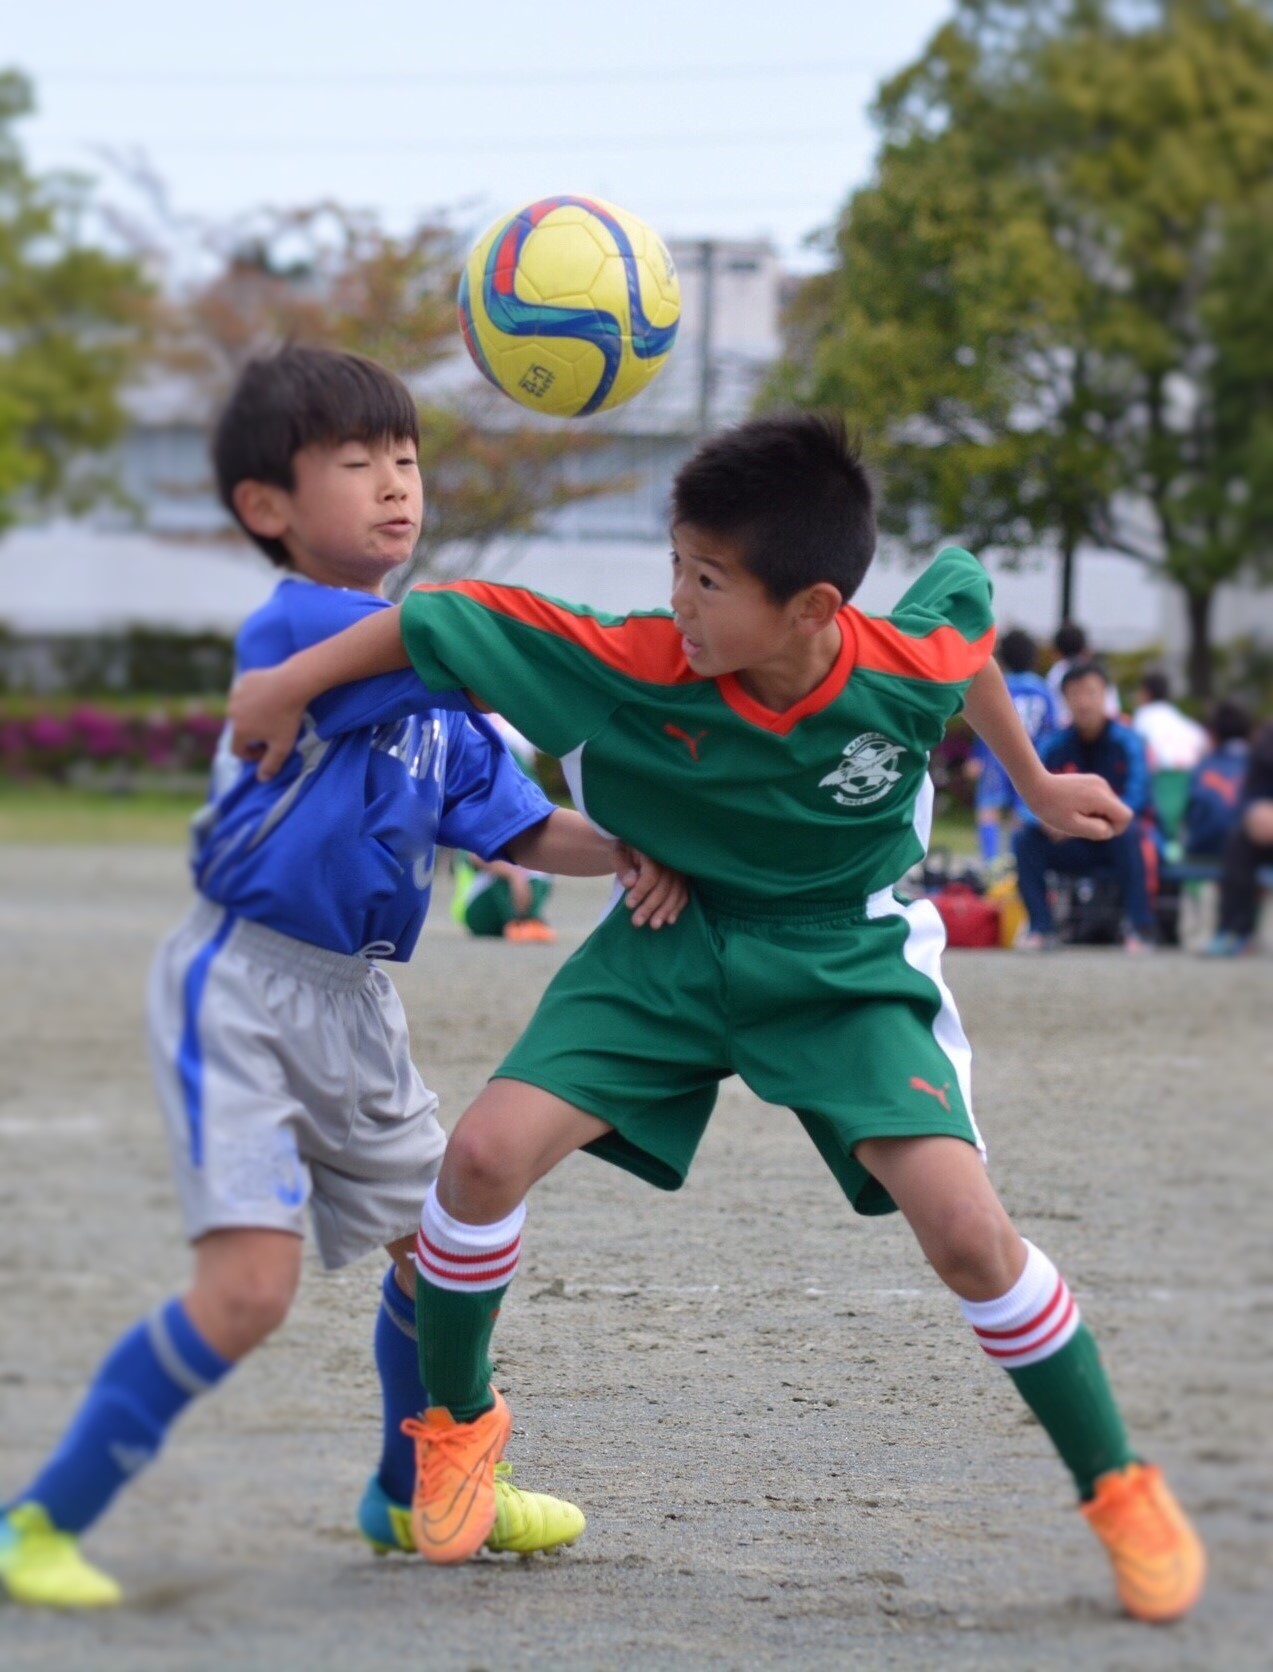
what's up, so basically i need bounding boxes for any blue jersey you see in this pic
[1182,741,1248,857]
[973,670,1060,809]
[192,578,554,959]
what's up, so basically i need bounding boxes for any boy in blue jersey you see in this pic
[967,629,1059,864]
[0,347,684,1608]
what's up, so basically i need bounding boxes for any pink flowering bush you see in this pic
[0,704,225,784]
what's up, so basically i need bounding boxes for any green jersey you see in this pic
[400,547,994,903]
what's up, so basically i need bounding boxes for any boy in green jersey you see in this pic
[227,415,1205,1620]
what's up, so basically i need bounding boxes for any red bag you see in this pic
[932,882,1001,949]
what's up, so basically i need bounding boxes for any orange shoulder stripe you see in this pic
[413,580,696,687]
[849,609,995,684]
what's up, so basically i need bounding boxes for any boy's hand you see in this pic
[615,845,688,929]
[228,668,307,781]
[1028,771,1133,841]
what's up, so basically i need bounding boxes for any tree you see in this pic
[0,70,146,533]
[772,0,1273,695]
[113,185,622,587]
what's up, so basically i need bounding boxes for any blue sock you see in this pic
[375,1265,427,1504]
[6,1299,232,1535]
[978,818,1001,864]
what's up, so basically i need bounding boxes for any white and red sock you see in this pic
[414,1183,525,1294]
[960,1240,1080,1370]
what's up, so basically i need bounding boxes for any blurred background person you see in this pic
[1181,699,1252,860]
[1014,661,1157,952]
[1048,622,1121,723]
[1202,720,1273,957]
[1132,668,1207,770]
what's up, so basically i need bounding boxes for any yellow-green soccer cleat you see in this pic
[0,1503,122,1609]
[357,1462,585,1557]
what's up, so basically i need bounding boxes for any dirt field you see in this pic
[1,846,1269,1671]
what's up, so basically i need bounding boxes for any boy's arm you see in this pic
[963,658,1132,839]
[507,810,687,930]
[229,605,436,778]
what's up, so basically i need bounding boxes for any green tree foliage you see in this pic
[0,71,145,531]
[127,195,621,587]
[773,0,1273,695]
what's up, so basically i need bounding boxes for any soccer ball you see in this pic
[457,196,681,418]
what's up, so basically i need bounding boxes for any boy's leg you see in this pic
[855,1135,1204,1620]
[1011,824,1058,934]
[405,1078,608,1564]
[1,1228,297,1609]
[362,1235,586,1557]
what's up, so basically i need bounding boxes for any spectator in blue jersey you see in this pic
[1202,719,1273,956]
[0,346,687,1609]
[1182,699,1252,859]
[966,628,1060,863]
[1013,661,1156,952]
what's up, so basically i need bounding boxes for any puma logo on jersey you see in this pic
[909,1075,951,1112]
[664,723,709,762]
[820,732,907,806]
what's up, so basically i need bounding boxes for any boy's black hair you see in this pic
[1138,668,1170,703]
[1208,697,1252,744]
[1060,657,1107,691]
[998,627,1038,676]
[213,345,420,568]
[1054,620,1088,659]
[669,412,875,603]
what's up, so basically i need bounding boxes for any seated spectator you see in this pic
[966,628,1060,864]
[451,853,557,943]
[1132,668,1208,769]
[1181,699,1252,858]
[1013,661,1156,952]
[1047,621,1121,722]
[1202,721,1273,956]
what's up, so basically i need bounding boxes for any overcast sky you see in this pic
[8,0,954,268]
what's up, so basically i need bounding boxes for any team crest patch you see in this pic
[820,732,907,806]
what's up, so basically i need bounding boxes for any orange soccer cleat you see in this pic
[503,919,556,944]
[402,1389,512,1564]
[1082,1463,1206,1622]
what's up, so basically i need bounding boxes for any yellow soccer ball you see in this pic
[457,196,681,418]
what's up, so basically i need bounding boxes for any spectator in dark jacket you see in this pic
[1182,700,1252,859]
[1202,720,1273,956]
[1014,661,1155,952]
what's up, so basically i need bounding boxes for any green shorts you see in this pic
[496,886,984,1216]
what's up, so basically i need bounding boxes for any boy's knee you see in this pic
[193,1260,299,1357]
[440,1121,531,1215]
[924,1197,1023,1298]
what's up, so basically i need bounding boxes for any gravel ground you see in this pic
[1,847,1269,1671]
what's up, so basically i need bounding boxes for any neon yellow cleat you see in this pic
[0,1503,122,1609]
[358,1462,585,1557]
[487,1461,586,1554]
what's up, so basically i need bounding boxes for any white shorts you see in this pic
[147,901,447,1270]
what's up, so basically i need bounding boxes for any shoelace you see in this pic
[400,1416,491,1480]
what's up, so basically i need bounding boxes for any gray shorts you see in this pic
[146,901,446,1269]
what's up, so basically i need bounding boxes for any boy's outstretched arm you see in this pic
[963,658,1132,839]
[229,605,425,778]
[508,811,687,930]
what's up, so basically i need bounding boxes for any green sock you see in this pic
[415,1274,505,1425]
[1009,1324,1135,1497]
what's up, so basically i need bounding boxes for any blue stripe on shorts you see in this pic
[178,912,235,1167]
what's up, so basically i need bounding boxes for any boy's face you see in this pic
[234,436,422,592]
[1065,673,1108,738]
[669,522,838,681]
